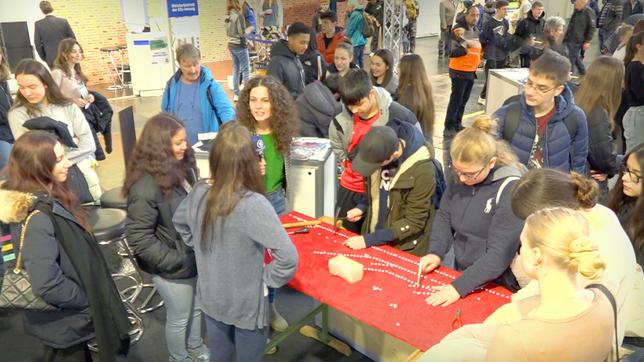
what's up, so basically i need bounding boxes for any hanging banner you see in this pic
[167,0,199,18]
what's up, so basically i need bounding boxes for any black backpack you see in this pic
[501,95,579,142]
[430,159,446,210]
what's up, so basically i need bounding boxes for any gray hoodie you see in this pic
[295,81,342,138]
[172,181,298,330]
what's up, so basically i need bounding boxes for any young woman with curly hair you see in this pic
[122,113,209,362]
[235,75,297,333]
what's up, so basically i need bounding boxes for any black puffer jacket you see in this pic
[586,105,619,176]
[125,173,197,279]
[296,81,342,138]
[267,40,306,98]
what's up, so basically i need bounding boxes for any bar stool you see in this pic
[117,45,132,88]
[99,46,124,91]
[88,208,164,314]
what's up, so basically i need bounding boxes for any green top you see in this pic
[261,133,285,193]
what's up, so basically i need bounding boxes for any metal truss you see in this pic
[382,0,406,65]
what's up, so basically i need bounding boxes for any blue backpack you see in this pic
[431,158,446,210]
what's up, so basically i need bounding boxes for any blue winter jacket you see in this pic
[161,66,235,135]
[346,8,368,47]
[493,86,589,174]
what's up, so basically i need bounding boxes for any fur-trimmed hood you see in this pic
[0,188,36,224]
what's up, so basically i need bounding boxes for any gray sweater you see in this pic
[172,181,298,330]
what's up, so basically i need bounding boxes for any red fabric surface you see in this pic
[281,212,512,351]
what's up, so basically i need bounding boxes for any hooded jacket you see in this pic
[428,166,524,296]
[493,86,589,174]
[515,10,545,44]
[296,81,342,138]
[161,65,235,135]
[360,119,436,256]
[346,8,368,47]
[0,189,93,348]
[329,86,421,163]
[300,47,326,85]
[316,28,347,64]
[125,173,198,280]
[267,39,306,98]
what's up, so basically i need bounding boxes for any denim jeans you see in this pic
[444,77,475,131]
[229,46,250,96]
[265,188,287,215]
[567,42,586,75]
[353,44,365,69]
[151,275,209,362]
[205,314,268,362]
[0,140,11,171]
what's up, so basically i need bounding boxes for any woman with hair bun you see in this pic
[421,208,614,362]
[419,115,526,307]
[507,168,640,345]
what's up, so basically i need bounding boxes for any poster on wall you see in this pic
[150,38,170,64]
[166,0,200,50]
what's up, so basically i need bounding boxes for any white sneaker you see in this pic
[233,94,239,102]
[478,96,486,106]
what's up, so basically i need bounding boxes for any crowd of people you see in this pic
[0,0,643,361]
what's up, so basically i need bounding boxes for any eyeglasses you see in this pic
[524,79,558,94]
[448,162,487,180]
[623,165,642,183]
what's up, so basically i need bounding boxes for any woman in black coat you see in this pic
[122,113,209,362]
[575,56,623,199]
[0,131,130,361]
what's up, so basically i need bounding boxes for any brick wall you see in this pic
[53,0,331,85]
[51,0,128,85]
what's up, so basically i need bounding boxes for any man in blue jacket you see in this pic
[162,44,235,145]
[493,50,589,173]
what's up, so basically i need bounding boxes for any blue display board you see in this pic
[167,0,199,18]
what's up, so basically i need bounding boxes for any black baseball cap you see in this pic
[353,126,399,176]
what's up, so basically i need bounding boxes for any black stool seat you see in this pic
[101,188,127,210]
[88,208,126,242]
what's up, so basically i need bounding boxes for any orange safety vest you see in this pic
[449,46,482,73]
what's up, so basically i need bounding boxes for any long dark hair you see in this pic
[608,143,644,255]
[397,54,436,136]
[370,49,395,89]
[2,131,88,229]
[624,31,644,66]
[575,56,623,126]
[53,38,88,83]
[200,122,264,251]
[122,113,196,198]
[0,47,9,82]
[11,59,70,117]
[236,75,297,154]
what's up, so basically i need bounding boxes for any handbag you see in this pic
[0,210,58,311]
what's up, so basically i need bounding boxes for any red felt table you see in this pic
[281,212,512,352]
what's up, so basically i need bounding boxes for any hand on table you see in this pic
[419,253,441,274]
[346,208,364,222]
[343,236,366,250]
[426,284,460,307]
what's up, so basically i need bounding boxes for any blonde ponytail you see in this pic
[451,115,523,170]
[525,207,605,279]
